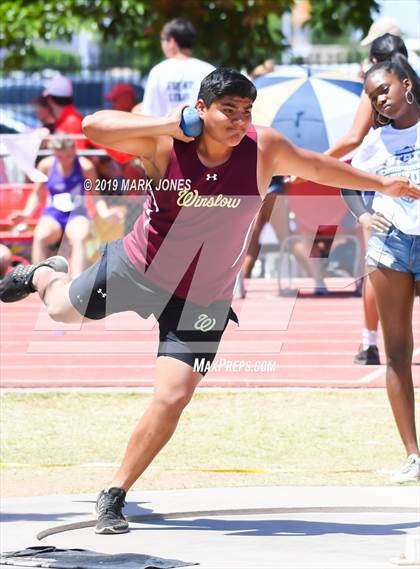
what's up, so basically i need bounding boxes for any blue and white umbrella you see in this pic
[252,69,364,152]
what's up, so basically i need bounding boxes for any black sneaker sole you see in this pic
[95,524,129,534]
[94,500,129,534]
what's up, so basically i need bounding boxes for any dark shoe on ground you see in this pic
[95,487,129,534]
[0,256,68,303]
[353,345,380,365]
[314,286,328,296]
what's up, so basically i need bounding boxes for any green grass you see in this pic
[1,390,417,497]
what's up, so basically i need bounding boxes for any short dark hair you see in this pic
[162,18,197,49]
[48,95,73,106]
[370,33,408,63]
[198,68,257,107]
[365,60,420,127]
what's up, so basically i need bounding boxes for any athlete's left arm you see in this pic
[266,129,420,200]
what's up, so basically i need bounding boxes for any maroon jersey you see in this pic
[123,127,262,305]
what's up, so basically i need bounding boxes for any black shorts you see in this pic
[69,239,238,372]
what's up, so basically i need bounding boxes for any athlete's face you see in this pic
[54,146,76,166]
[365,69,412,121]
[200,96,253,146]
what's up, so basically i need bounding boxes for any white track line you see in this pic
[2,377,412,385]
[5,316,416,325]
[3,338,419,345]
[359,347,420,385]
[2,387,385,393]
[1,351,375,357]
[1,364,383,369]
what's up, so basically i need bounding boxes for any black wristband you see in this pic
[340,189,373,220]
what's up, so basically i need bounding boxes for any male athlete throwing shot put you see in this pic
[1,68,419,534]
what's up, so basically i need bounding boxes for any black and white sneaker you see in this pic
[353,345,381,365]
[95,487,129,534]
[0,256,68,303]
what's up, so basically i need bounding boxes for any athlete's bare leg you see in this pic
[369,267,419,456]
[243,199,270,278]
[243,194,289,277]
[291,238,326,287]
[32,216,63,265]
[362,227,379,331]
[109,357,202,491]
[32,267,85,324]
[65,216,91,277]
[269,195,289,243]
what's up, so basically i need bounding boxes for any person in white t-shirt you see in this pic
[352,60,420,483]
[142,17,214,117]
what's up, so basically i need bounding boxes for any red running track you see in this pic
[1,279,419,389]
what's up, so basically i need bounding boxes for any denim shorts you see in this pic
[366,224,420,280]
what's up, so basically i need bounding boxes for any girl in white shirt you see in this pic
[352,60,420,482]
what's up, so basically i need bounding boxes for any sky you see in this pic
[377,0,420,37]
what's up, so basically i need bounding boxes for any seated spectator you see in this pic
[9,136,117,277]
[41,74,88,149]
[32,95,56,133]
[105,83,138,112]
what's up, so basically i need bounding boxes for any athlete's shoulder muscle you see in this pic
[255,126,289,172]
[254,126,286,195]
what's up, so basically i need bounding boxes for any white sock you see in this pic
[362,328,378,350]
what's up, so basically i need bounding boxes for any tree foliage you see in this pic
[308,0,380,37]
[1,0,380,72]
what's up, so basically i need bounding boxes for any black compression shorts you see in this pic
[69,239,238,373]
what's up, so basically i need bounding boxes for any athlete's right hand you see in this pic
[167,106,196,143]
[358,212,392,232]
[381,176,420,199]
[9,210,28,223]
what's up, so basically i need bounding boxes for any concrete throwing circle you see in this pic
[37,505,419,540]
